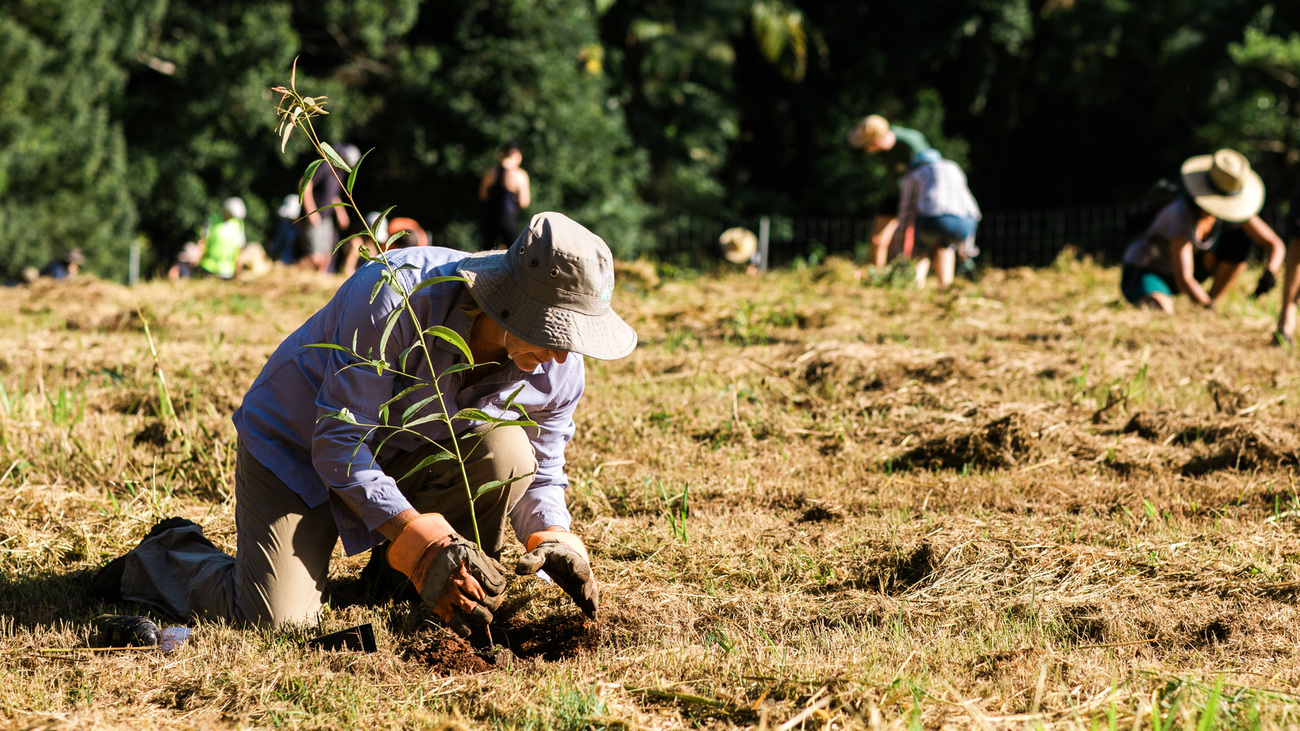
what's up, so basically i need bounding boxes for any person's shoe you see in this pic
[91,614,160,647]
[88,518,211,602]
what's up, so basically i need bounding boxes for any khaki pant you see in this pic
[119,424,535,626]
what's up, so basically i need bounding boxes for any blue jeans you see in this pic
[915,215,979,253]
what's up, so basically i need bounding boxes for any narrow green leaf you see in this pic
[404,412,452,429]
[398,341,426,372]
[302,343,354,355]
[440,362,475,376]
[346,148,373,193]
[298,159,323,203]
[369,277,385,304]
[320,408,359,425]
[411,275,469,295]
[382,383,429,410]
[402,393,445,423]
[378,308,403,360]
[398,451,456,483]
[452,407,494,422]
[321,142,351,173]
[474,471,535,498]
[331,231,369,255]
[424,325,473,362]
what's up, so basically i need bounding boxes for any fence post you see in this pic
[758,216,770,272]
[128,239,140,286]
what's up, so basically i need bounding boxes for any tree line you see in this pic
[1,0,1295,280]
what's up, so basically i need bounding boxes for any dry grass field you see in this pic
[2,251,1300,730]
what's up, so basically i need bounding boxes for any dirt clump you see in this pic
[859,541,948,594]
[492,612,612,661]
[899,412,1038,470]
[1180,425,1300,476]
[405,633,492,675]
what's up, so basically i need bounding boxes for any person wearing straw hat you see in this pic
[848,114,934,269]
[719,227,759,273]
[1120,149,1283,313]
[90,212,636,636]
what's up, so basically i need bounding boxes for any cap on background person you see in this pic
[1180,148,1264,223]
[66,248,86,266]
[456,211,637,360]
[364,212,389,245]
[223,197,247,220]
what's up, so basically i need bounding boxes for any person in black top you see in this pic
[479,141,532,249]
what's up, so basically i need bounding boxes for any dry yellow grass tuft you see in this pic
[2,256,1300,729]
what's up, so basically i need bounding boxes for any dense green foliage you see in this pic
[1,0,1297,280]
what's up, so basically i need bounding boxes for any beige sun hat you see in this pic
[848,114,890,150]
[456,212,637,360]
[719,227,757,264]
[1180,149,1264,223]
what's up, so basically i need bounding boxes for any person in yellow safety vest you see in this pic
[197,197,248,279]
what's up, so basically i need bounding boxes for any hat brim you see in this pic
[1181,155,1264,223]
[457,252,638,361]
[721,237,757,264]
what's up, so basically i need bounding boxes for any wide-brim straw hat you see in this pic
[1180,149,1264,223]
[457,212,637,360]
[719,227,757,264]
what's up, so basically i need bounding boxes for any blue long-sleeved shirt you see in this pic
[232,246,580,556]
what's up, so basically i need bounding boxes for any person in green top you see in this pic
[849,114,934,269]
[197,197,249,280]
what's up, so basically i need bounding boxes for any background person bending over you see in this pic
[90,212,636,636]
[479,140,531,249]
[1120,149,1270,313]
[301,143,360,272]
[848,114,933,269]
[896,150,981,289]
[1278,180,1300,347]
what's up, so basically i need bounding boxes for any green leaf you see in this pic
[411,275,469,295]
[474,471,535,498]
[398,451,456,483]
[321,407,359,425]
[321,142,352,173]
[424,325,473,362]
[382,383,429,410]
[378,308,403,360]
[346,148,372,193]
[398,342,426,372]
[402,393,446,423]
[440,362,475,376]
[302,343,354,355]
[298,159,323,203]
[404,412,452,429]
[452,407,494,422]
[331,231,369,255]
[370,277,385,304]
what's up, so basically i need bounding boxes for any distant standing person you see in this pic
[848,114,933,268]
[896,152,981,289]
[196,197,248,280]
[1277,180,1300,347]
[479,141,531,249]
[301,143,360,272]
[266,194,301,265]
[1120,149,1282,313]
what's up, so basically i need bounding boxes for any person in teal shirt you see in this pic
[849,114,934,269]
[197,197,248,279]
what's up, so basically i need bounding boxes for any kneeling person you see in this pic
[92,212,637,633]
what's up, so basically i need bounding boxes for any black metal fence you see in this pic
[653,205,1286,269]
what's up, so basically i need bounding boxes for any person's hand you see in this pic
[516,530,598,618]
[1253,270,1277,298]
[387,514,506,636]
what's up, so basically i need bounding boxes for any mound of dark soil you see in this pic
[900,413,1037,470]
[492,612,607,662]
[857,541,947,595]
[405,633,492,675]
[1180,425,1300,476]
[789,343,901,394]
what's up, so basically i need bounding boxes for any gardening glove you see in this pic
[387,514,507,637]
[1253,270,1277,298]
[516,530,599,618]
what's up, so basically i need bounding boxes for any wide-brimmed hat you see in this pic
[1180,149,1264,223]
[719,227,757,264]
[457,212,637,360]
[848,114,890,150]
